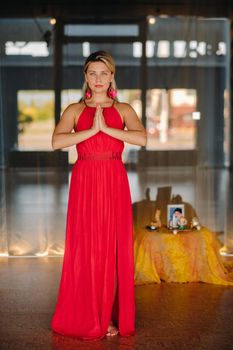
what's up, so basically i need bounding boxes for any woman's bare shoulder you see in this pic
[57,101,86,130]
[62,101,85,115]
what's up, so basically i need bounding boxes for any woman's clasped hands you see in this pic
[91,105,108,134]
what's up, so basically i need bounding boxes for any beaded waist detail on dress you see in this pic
[77,151,122,160]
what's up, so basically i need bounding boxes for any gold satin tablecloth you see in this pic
[134,226,233,285]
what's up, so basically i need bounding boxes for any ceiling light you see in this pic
[148,16,156,25]
[49,18,56,25]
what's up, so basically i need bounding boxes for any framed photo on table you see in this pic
[167,204,185,228]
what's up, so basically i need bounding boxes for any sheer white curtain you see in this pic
[0,16,232,256]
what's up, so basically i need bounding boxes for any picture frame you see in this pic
[167,204,185,228]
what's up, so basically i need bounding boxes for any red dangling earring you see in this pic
[107,84,117,99]
[85,84,91,99]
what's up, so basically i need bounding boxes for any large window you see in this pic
[17,90,54,150]
[146,89,197,150]
[0,16,231,258]
[62,39,142,164]
[146,17,230,164]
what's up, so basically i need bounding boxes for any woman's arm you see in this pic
[51,103,98,150]
[100,103,147,146]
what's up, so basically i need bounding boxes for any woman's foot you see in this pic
[106,321,119,336]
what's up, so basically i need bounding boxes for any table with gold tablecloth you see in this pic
[134,226,233,286]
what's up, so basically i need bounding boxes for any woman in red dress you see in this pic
[51,51,147,341]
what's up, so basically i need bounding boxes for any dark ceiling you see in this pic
[0,0,232,19]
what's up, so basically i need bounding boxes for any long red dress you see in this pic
[51,99,135,341]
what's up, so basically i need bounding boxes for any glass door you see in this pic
[58,21,145,164]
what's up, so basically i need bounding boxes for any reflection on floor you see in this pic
[0,257,233,350]
[0,166,232,257]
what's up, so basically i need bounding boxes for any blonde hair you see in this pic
[82,50,118,100]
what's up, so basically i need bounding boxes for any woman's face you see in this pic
[85,61,113,95]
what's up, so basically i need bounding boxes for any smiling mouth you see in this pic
[95,85,103,87]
